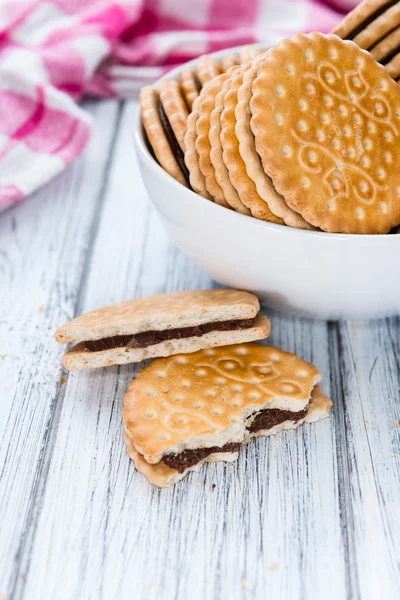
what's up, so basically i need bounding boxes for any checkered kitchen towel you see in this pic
[0,0,355,212]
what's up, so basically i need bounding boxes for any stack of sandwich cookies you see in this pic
[140,85,190,188]
[333,0,400,81]
[220,59,284,224]
[141,46,265,186]
[55,289,270,371]
[123,343,333,487]
[140,33,400,234]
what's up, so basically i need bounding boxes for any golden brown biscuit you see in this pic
[250,33,400,233]
[55,289,271,370]
[123,344,331,487]
[123,343,322,464]
[124,433,239,488]
[196,54,222,85]
[370,26,400,63]
[221,52,240,71]
[244,385,332,440]
[62,314,270,371]
[179,67,201,111]
[385,52,400,79]
[209,77,251,215]
[184,96,213,199]
[196,73,232,207]
[140,86,188,187]
[235,54,314,229]
[124,385,332,487]
[332,0,396,40]
[220,61,284,223]
[159,79,189,152]
[239,44,262,62]
[352,3,400,50]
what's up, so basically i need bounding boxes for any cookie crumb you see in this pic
[241,579,250,590]
[394,421,399,428]
[269,562,279,570]
[61,376,66,385]
[20,573,25,581]
[211,483,216,491]
[196,482,204,488]
[1,355,5,360]
[38,304,45,312]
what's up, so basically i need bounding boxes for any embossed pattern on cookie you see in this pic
[250,33,400,233]
[123,343,322,464]
[235,54,314,229]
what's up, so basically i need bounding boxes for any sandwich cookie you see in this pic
[159,79,189,152]
[123,343,332,487]
[351,4,400,51]
[178,55,224,111]
[196,55,222,86]
[239,45,263,62]
[179,67,201,111]
[370,27,400,64]
[250,32,400,233]
[332,0,400,80]
[55,289,270,371]
[235,54,313,229]
[220,61,284,223]
[140,86,190,187]
[209,76,251,214]
[195,73,232,207]
[332,0,399,41]
[221,52,240,72]
[184,96,213,199]
[385,53,400,80]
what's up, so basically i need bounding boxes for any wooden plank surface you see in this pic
[0,101,120,598]
[337,319,400,599]
[1,99,399,600]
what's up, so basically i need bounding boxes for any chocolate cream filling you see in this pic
[83,318,255,352]
[345,0,399,42]
[162,406,308,472]
[157,101,190,185]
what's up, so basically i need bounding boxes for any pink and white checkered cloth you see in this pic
[0,0,356,212]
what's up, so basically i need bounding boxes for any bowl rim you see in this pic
[134,43,400,244]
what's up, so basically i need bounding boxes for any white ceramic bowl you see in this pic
[134,48,400,320]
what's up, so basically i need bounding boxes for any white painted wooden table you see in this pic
[1,99,399,600]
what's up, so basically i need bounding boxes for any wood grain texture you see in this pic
[1,98,399,600]
[0,101,120,598]
[337,319,400,599]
